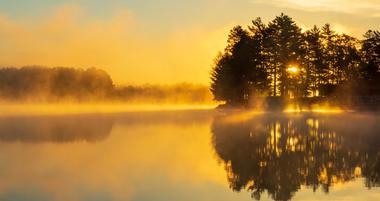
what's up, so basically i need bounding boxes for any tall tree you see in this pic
[210,26,269,105]
[304,26,326,96]
[334,34,361,83]
[265,13,305,97]
[360,30,380,94]
[321,24,337,84]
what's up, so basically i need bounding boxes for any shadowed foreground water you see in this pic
[0,110,379,201]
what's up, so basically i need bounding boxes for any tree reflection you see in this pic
[212,113,380,201]
[0,115,114,143]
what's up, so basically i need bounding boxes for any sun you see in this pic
[287,65,299,74]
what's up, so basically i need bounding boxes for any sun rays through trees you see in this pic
[210,13,380,108]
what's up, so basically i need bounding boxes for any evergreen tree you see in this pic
[304,26,325,96]
[360,30,380,94]
[210,14,380,106]
[210,26,269,105]
[265,13,305,97]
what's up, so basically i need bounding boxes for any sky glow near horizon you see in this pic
[0,0,379,85]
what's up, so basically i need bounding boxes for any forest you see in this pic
[210,13,380,108]
[0,67,114,101]
[0,66,212,103]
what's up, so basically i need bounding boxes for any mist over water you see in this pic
[0,110,379,201]
[0,1,378,200]
[0,67,214,105]
[0,115,114,143]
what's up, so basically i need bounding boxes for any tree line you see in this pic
[0,66,212,103]
[113,83,212,104]
[210,13,380,106]
[0,67,114,101]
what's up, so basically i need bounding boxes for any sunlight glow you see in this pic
[223,110,265,123]
[283,105,347,113]
[287,65,299,74]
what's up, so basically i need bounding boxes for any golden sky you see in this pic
[0,0,379,85]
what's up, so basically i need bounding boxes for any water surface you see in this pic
[0,110,379,201]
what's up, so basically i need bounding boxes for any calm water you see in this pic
[0,110,379,201]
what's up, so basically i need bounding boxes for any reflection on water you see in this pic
[0,110,209,143]
[0,115,114,143]
[212,112,380,201]
[0,110,379,201]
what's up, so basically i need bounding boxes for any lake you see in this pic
[0,110,379,201]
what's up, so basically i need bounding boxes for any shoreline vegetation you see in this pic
[0,66,213,104]
[0,66,217,115]
[210,13,380,111]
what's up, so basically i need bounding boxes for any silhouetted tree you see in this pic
[304,26,325,96]
[211,26,269,105]
[265,14,305,97]
[360,30,380,94]
[210,13,380,107]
